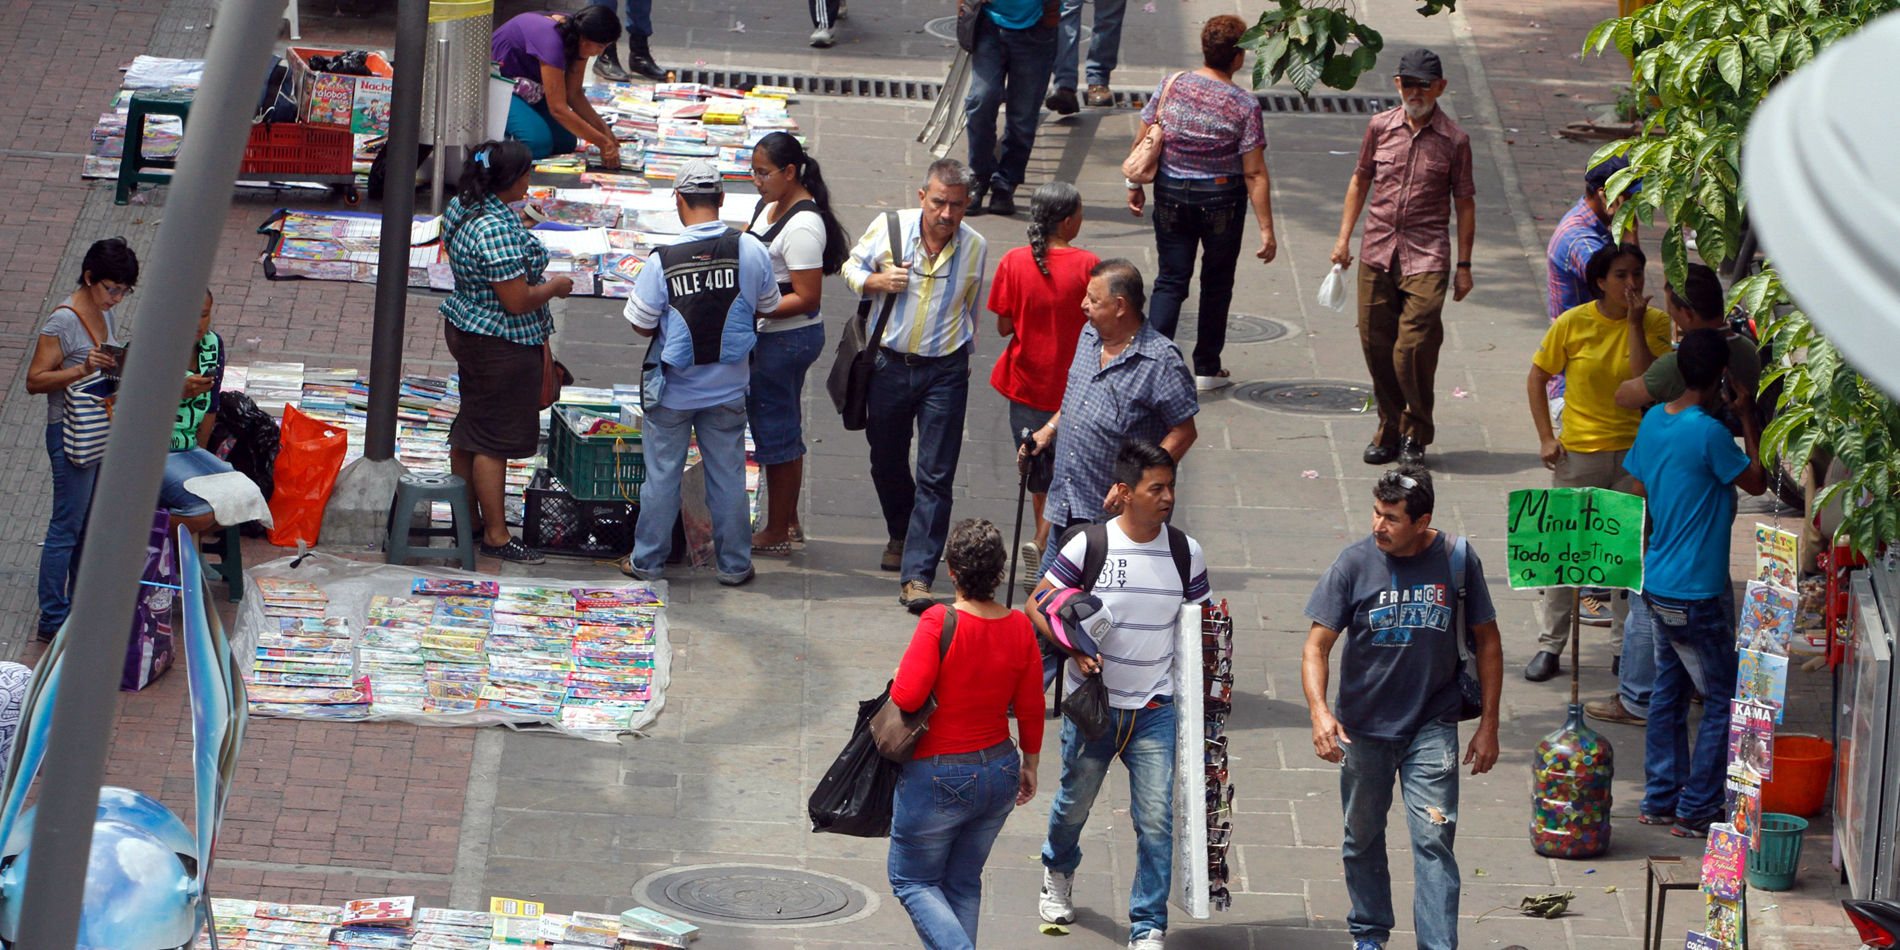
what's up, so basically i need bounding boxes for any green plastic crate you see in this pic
[547,403,645,502]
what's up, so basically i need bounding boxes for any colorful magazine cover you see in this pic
[1754,523,1798,590]
[1726,766,1763,847]
[1728,699,1775,778]
[1737,580,1797,656]
[413,578,500,598]
[1737,649,1790,722]
[1701,823,1747,900]
[1705,893,1743,948]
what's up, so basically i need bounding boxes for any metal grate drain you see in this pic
[630,864,878,929]
[1232,380,1372,415]
[1174,313,1293,346]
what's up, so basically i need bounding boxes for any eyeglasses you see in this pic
[97,282,133,298]
[749,165,778,179]
[1380,471,1418,490]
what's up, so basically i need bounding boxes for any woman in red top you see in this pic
[887,518,1044,950]
[988,182,1099,590]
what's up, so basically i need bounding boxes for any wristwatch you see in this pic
[1456,262,1472,269]
[1124,178,1141,190]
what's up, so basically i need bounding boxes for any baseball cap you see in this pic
[673,159,724,195]
[1584,155,1642,194]
[1395,48,1443,81]
[1038,588,1113,657]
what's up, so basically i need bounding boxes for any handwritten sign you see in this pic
[1506,487,1645,591]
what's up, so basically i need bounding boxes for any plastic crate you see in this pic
[522,470,637,559]
[548,403,644,502]
[240,121,353,176]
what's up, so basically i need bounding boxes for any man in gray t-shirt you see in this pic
[1302,466,1503,950]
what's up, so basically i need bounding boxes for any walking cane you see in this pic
[1007,431,1033,610]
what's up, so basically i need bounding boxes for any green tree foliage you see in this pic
[1582,0,1900,555]
[1238,0,1455,96]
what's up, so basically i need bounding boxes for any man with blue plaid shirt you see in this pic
[1022,259,1198,583]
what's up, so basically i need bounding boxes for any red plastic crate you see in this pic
[240,121,352,176]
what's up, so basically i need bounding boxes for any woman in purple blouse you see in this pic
[492,6,624,167]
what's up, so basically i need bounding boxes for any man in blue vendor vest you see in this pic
[623,159,781,586]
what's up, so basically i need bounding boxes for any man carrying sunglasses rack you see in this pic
[1303,466,1503,950]
[1026,440,1212,950]
[1330,49,1479,470]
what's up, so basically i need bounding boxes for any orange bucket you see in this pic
[1760,735,1834,818]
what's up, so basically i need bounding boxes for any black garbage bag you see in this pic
[308,50,373,76]
[207,390,281,536]
[1061,673,1114,741]
[809,691,903,837]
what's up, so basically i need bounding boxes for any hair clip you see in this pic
[475,149,491,169]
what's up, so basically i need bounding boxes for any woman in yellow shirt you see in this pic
[1522,242,1673,687]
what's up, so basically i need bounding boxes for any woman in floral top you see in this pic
[441,140,574,563]
[1128,14,1278,392]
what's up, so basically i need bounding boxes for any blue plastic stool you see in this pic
[384,471,477,570]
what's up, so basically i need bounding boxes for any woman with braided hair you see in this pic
[987,181,1097,591]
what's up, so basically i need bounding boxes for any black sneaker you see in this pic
[1045,87,1079,115]
[965,182,989,216]
[1398,437,1425,466]
[480,537,546,564]
[989,187,1016,217]
[1671,814,1717,838]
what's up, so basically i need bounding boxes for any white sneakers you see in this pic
[1038,867,1075,925]
[809,26,834,47]
[1195,374,1234,392]
[1128,932,1166,949]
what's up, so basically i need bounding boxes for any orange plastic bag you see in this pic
[266,405,348,547]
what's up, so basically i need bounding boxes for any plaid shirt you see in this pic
[1044,321,1199,526]
[439,193,554,344]
[1352,107,1476,276]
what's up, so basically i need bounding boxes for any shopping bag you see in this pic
[1316,263,1349,312]
[1061,673,1114,741]
[809,690,903,837]
[123,510,177,692]
[266,405,348,547]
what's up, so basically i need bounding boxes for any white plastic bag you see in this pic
[1316,263,1349,312]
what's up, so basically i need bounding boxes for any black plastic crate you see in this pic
[521,469,637,559]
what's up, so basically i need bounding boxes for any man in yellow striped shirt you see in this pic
[843,159,990,612]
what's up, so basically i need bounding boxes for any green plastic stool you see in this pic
[201,526,243,603]
[385,471,477,570]
[116,89,195,205]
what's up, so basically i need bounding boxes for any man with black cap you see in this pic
[1548,155,1639,322]
[622,159,781,587]
[1331,48,1477,470]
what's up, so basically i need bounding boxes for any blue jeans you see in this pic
[1340,718,1461,950]
[159,447,234,517]
[1149,174,1248,376]
[1052,0,1127,90]
[506,96,578,160]
[746,323,824,466]
[1042,699,1175,942]
[888,741,1021,950]
[1616,587,1655,717]
[38,423,98,633]
[633,397,751,578]
[866,347,969,586]
[964,16,1057,193]
[1640,590,1738,822]
[620,0,652,36]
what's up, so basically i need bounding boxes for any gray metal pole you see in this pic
[14,0,281,944]
[365,0,430,461]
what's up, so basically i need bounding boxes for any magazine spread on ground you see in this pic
[235,553,670,741]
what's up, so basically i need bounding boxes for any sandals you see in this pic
[754,541,793,559]
[1637,812,1678,826]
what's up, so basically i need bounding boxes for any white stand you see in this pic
[1172,602,1210,920]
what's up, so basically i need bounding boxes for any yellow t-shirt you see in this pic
[1534,301,1674,453]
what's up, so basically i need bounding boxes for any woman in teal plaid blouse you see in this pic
[440,140,574,564]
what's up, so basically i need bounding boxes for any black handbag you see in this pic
[956,0,987,52]
[1061,673,1113,741]
[826,211,901,430]
[809,692,904,837]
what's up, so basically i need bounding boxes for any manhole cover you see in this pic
[1174,313,1292,345]
[923,16,957,41]
[1233,380,1371,415]
[631,864,879,929]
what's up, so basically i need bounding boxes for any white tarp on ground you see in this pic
[234,553,670,741]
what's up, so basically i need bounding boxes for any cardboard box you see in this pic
[288,47,394,134]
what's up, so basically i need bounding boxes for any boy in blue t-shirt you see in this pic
[1621,329,1768,837]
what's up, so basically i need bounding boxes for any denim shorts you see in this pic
[747,323,826,465]
[159,447,235,517]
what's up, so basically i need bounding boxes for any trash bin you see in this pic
[424,0,494,210]
[1760,735,1833,817]
[1746,813,1809,891]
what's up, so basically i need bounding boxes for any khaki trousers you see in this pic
[1357,265,1449,448]
[1536,448,1637,655]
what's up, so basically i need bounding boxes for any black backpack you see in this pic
[1063,521,1193,595]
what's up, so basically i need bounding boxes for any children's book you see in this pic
[1737,649,1790,722]
[1754,523,1798,589]
[1737,580,1797,656]
[1701,824,1746,900]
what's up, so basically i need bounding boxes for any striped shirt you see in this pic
[1546,196,1613,321]
[842,208,987,358]
[1046,519,1212,709]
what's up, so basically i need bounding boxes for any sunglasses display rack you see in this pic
[1171,599,1235,919]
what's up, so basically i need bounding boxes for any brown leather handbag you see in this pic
[1121,71,1186,185]
[870,607,958,762]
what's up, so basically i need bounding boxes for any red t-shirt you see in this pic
[891,604,1045,759]
[988,245,1100,412]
